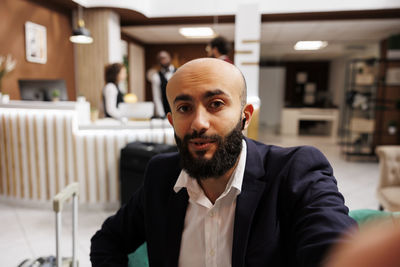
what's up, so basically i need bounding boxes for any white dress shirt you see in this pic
[103,83,122,119]
[174,140,247,267]
[151,65,175,117]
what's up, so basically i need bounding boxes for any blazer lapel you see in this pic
[166,188,189,267]
[232,138,267,267]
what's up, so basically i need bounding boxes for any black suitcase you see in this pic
[119,142,177,205]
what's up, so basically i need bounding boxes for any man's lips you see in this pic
[188,138,216,150]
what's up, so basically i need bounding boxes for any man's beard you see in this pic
[160,63,170,69]
[174,118,243,180]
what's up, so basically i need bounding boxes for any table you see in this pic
[281,108,339,138]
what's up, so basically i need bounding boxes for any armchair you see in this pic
[375,146,400,211]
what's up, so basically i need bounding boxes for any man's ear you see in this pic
[242,104,254,130]
[167,112,173,126]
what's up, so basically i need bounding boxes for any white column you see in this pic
[108,11,122,63]
[234,3,261,138]
[234,3,261,105]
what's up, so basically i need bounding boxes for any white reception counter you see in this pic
[0,101,174,206]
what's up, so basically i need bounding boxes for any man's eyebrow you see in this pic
[173,89,229,104]
[204,89,228,99]
[174,94,193,104]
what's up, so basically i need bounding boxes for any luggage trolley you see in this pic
[53,182,79,267]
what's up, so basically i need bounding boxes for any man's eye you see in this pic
[177,105,191,113]
[209,101,224,109]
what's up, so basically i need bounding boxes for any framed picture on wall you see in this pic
[25,21,47,64]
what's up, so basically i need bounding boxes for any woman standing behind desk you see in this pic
[103,63,127,119]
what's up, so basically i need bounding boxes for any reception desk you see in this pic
[0,101,174,206]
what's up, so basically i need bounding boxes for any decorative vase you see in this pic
[90,109,99,122]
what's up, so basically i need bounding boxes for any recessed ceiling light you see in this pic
[179,27,216,38]
[294,41,328,50]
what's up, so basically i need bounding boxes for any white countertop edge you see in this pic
[0,100,85,110]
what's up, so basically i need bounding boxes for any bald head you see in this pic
[166,58,247,109]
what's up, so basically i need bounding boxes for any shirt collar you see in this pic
[161,65,174,73]
[174,140,247,198]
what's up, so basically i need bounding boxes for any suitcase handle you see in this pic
[53,182,79,267]
[53,182,79,212]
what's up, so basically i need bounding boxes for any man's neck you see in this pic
[213,51,222,59]
[160,65,171,71]
[197,159,239,204]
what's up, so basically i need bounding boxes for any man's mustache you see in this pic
[183,131,220,142]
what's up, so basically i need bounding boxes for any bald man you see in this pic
[91,58,355,267]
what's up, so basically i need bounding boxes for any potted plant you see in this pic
[0,54,16,97]
[52,89,60,101]
[388,120,398,135]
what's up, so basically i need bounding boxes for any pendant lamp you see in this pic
[70,5,93,44]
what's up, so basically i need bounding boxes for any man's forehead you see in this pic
[167,58,244,99]
[173,88,230,103]
[169,72,239,98]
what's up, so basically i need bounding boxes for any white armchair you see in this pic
[375,146,400,211]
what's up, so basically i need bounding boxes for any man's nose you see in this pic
[191,106,210,132]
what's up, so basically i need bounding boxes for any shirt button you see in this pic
[209,211,214,217]
[210,249,215,256]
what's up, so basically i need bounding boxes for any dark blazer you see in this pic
[91,138,356,266]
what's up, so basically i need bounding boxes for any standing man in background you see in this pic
[151,50,176,118]
[206,36,233,64]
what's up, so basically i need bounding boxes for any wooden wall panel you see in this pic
[74,9,114,110]
[0,0,75,100]
[129,43,145,101]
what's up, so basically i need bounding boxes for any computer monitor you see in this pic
[18,79,68,101]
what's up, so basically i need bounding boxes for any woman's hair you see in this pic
[104,63,124,84]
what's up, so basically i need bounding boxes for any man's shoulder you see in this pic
[246,137,316,154]
[245,138,327,168]
[150,72,161,83]
[146,151,181,176]
[143,151,181,191]
[149,151,180,165]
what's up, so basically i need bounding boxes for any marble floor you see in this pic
[1,129,381,267]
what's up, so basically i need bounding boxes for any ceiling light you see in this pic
[294,41,328,50]
[179,27,216,38]
[70,6,93,44]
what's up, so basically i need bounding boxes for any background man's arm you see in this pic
[151,74,165,117]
